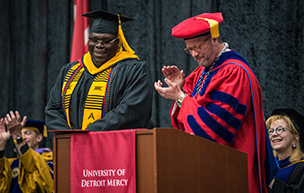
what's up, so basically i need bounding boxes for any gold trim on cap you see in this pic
[196,17,220,38]
[23,126,48,137]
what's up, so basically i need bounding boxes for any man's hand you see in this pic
[0,118,11,151]
[154,78,184,101]
[4,111,27,140]
[161,66,185,88]
[155,65,186,100]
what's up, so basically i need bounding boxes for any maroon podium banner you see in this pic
[70,130,136,193]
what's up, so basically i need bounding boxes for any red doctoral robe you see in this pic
[170,50,272,193]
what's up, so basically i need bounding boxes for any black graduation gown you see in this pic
[45,58,154,131]
[268,162,304,193]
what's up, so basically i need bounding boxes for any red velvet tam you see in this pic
[172,12,223,39]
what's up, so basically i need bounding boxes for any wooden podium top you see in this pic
[53,128,248,193]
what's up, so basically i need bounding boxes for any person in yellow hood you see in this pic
[0,111,53,193]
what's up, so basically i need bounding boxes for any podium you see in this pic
[53,128,248,193]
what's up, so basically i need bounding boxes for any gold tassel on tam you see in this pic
[117,14,135,54]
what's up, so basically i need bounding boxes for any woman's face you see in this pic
[269,119,295,156]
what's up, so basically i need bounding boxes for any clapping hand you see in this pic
[154,65,185,100]
[4,111,27,140]
[0,118,11,151]
[161,65,185,88]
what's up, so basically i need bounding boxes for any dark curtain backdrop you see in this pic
[1,0,303,157]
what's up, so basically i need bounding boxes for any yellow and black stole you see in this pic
[62,51,139,130]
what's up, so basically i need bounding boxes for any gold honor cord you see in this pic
[62,63,84,128]
[82,67,112,130]
[195,17,220,38]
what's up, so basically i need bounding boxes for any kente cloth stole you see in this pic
[62,63,84,128]
[82,66,116,130]
[61,63,116,130]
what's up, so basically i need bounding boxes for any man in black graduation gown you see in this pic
[45,10,153,131]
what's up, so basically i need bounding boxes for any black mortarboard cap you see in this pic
[82,10,133,34]
[271,108,304,132]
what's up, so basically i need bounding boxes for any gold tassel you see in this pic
[117,14,135,54]
[43,125,48,137]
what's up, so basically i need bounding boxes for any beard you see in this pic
[195,55,210,67]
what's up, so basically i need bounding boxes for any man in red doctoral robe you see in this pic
[155,12,278,193]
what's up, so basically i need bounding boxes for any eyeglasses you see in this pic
[184,35,211,55]
[88,37,119,46]
[268,126,286,135]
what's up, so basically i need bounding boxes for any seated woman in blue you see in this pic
[266,114,304,193]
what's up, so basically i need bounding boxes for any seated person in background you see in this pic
[0,111,53,193]
[266,114,304,192]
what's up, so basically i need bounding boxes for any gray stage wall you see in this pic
[0,0,303,156]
